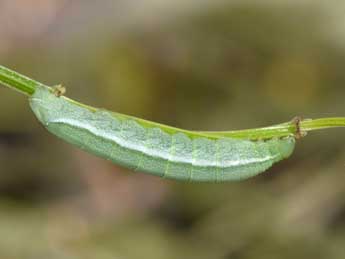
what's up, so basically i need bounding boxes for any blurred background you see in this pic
[0,0,345,258]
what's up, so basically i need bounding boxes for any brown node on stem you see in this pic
[53,84,66,97]
[292,116,307,139]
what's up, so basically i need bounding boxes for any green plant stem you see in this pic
[0,65,45,96]
[0,64,344,140]
[199,118,345,140]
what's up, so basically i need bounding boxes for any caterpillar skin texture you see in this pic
[29,87,295,182]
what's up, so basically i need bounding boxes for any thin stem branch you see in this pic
[301,118,345,131]
[0,64,344,140]
[199,117,345,140]
[0,65,46,96]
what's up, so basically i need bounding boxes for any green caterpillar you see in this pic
[30,86,295,182]
[5,65,344,183]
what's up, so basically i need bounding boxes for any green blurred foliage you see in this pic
[0,1,345,259]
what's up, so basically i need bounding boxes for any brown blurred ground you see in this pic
[0,1,345,258]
